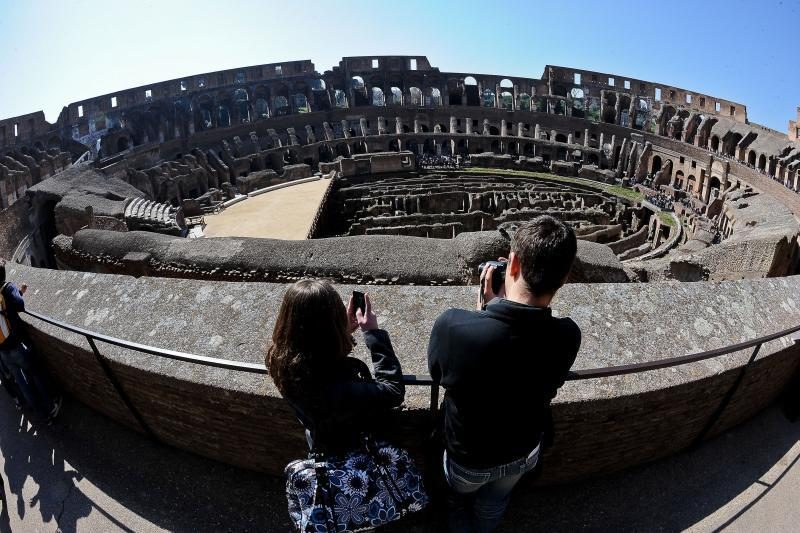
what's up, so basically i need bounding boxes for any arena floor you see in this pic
[202,178,330,239]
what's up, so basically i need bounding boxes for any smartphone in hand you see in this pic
[352,290,366,315]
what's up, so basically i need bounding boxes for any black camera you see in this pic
[478,261,507,295]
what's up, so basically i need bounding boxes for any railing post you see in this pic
[86,336,159,443]
[429,382,440,424]
[692,342,762,447]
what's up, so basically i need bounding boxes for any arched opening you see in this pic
[310,80,329,111]
[334,89,348,108]
[518,93,531,111]
[255,98,270,120]
[435,123,447,133]
[293,94,310,113]
[709,176,722,198]
[748,150,756,166]
[409,87,423,107]
[197,95,214,130]
[273,95,289,116]
[233,88,250,123]
[217,105,231,127]
[351,76,368,106]
[464,76,479,106]
[482,88,496,107]
[388,139,400,152]
[675,170,685,190]
[490,139,500,152]
[489,126,500,136]
[390,87,403,105]
[571,88,585,118]
[429,88,442,106]
[652,155,662,173]
[686,174,697,195]
[372,87,385,106]
[500,78,513,90]
[555,133,568,143]
[500,91,513,110]
[634,99,649,130]
[710,135,720,152]
[726,133,742,157]
[758,154,767,171]
[603,92,617,123]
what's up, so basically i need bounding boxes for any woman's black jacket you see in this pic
[288,329,405,454]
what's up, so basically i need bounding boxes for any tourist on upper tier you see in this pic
[0,259,62,422]
[267,279,405,451]
[428,216,581,532]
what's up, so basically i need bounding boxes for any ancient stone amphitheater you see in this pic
[2,55,800,484]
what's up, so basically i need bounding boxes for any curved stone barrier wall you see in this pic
[8,262,800,484]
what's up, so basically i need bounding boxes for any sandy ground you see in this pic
[202,178,330,239]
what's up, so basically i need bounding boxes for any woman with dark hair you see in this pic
[267,279,405,453]
[270,280,428,531]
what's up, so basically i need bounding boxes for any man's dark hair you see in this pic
[510,216,577,296]
[0,260,5,284]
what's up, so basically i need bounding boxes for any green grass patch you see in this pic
[658,211,676,227]
[451,167,643,203]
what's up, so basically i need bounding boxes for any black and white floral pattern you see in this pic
[285,443,429,532]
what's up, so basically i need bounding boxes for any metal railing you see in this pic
[22,308,800,447]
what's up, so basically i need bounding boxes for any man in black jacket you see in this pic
[428,216,580,532]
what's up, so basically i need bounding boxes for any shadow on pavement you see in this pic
[1,388,798,532]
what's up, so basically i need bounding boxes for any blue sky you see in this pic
[0,0,797,132]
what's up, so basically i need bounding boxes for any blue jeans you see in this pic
[0,342,54,418]
[443,445,540,533]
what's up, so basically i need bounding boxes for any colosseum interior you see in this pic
[2,54,800,526]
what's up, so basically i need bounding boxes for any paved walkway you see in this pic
[202,179,330,240]
[1,391,799,532]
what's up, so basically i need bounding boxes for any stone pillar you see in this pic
[395,117,403,135]
[359,118,369,136]
[534,124,541,139]
[518,122,525,137]
[550,129,557,141]
[567,134,573,145]
[414,119,420,134]
[501,120,508,137]
[483,119,490,136]
[616,138,627,173]
[377,117,387,135]
[450,116,457,133]
[465,118,473,135]
[341,120,350,138]
[495,83,501,109]
[584,129,589,147]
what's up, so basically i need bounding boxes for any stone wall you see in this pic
[6,264,799,484]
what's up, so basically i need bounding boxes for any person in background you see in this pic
[0,259,62,423]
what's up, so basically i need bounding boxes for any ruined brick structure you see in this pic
[2,56,800,485]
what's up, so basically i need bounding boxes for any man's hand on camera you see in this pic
[355,293,379,331]
[477,258,507,310]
